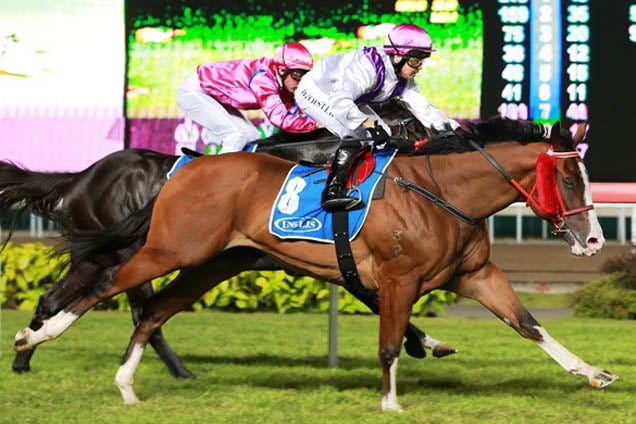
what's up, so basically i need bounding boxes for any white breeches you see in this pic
[176,73,261,153]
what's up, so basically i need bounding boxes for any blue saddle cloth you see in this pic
[166,155,194,179]
[269,148,397,243]
[167,144,260,179]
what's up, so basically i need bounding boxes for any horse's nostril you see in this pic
[586,237,604,249]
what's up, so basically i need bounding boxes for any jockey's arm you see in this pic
[250,71,316,133]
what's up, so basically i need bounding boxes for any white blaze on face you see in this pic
[579,162,605,247]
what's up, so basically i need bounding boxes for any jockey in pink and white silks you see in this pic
[296,23,460,211]
[176,42,317,154]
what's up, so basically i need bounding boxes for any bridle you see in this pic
[467,140,594,233]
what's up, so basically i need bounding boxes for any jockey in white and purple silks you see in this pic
[176,42,317,154]
[296,23,460,211]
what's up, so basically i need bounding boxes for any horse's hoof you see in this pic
[382,406,403,413]
[12,363,31,373]
[12,365,31,374]
[590,370,619,388]
[432,343,458,358]
[403,339,426,359]
[381,399,403,413]
[173,368,195,379]
[123,396,140,405]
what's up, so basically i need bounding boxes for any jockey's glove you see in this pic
[366,122,391,148]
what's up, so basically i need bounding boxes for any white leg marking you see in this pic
[15,311,79,348]
[535,326,600,381]
[381,358,402,412]
[423,335,442,350]
[115,344,145,404]
[424,334,458,357]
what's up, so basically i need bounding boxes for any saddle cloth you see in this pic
[167,144,259,179]
[166,155,194,179]
[269,148,397,243]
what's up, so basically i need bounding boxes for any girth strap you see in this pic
[331,211,367,297]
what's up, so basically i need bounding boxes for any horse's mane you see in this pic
[417,117,550,155]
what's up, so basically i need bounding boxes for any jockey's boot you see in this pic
[321,143,366,212]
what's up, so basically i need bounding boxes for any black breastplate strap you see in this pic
[331,210,367,295]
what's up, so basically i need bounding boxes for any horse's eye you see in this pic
[562,177,576,189]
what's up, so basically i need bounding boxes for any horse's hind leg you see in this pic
[14,245,184,352]
[12,349,34,373]
[116,249,258,403]
[452,262,619,388]
[126,283,194,378]
[13,261,100,367]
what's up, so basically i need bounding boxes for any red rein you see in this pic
[509,147,593,231]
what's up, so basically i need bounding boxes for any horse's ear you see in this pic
[549,121,561,144]
[573,122,588,145]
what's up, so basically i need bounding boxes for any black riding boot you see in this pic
[321,143,366,212]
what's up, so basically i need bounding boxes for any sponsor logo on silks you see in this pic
[274,216,322,233]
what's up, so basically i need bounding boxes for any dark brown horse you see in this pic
[3,99,454,375]
[13,118,619,411]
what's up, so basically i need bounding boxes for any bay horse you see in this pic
[2,99,454,375]
[13,118,619,410]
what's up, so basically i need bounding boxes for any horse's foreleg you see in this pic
[452,262,619,388]
[341,284,457,359]
[377,281,419,412]
[126,282,194,379]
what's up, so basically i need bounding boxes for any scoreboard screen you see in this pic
[481,0,636,182]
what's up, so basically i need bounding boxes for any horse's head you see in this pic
[371,99,432,149]
[528,122,604,256]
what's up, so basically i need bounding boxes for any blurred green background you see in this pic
[126,1,483,121]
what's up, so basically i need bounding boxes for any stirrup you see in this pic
[342,186,364,210]
[322,197,356,212]
[321,187,364,212]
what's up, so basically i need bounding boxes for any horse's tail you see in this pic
[66,195,157,266]
[0,161,76,220]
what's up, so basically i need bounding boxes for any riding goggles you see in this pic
[405,56,425,69]
[287,69,308,82]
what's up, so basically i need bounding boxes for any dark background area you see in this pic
[587,0,636,182]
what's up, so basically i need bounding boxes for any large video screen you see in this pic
[0,0,125,172]
[125,0,484,155]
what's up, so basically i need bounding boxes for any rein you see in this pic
[385,175,480,225]
[465,139,594,232]
[378,138,593,229]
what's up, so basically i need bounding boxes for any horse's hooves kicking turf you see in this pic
[590,370,619,388]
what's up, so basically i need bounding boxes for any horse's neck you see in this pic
[421,142,548,220]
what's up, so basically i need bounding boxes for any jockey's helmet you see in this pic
[274,42,313,72]
[383,24,434,59]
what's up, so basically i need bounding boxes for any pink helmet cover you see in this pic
[383,24,434,56]
[274,42,313,71]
